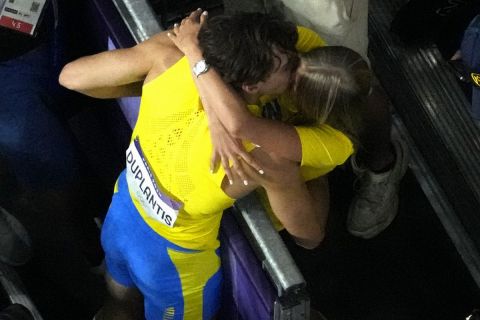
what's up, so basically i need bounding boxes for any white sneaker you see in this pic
[347,137,409,239]
[0,206,32,266]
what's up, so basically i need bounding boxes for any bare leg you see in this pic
[357,79,395,172]
[348,78,409,239]
[95,273,144,320]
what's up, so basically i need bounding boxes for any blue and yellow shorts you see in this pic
[101,170,222,320]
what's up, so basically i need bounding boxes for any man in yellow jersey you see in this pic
[60,11,353,320]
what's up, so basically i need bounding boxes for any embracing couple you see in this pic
[60,7,407,320]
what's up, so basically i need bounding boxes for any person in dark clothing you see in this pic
[0,1,106,318]
[0,304,34,320]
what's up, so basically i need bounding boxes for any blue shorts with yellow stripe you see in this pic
[101,170,222,320]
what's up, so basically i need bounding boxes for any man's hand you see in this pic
[167,8,207,58]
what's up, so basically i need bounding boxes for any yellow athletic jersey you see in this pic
[129,57,235,250]
[296,25,326,52]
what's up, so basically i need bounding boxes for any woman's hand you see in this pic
[208,113,264,185]
[167,9,207,57]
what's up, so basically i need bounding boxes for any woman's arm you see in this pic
[223,147,327,249]
[168,10,302,163]
[262,163,328,249]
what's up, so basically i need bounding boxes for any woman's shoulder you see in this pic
[295,124,354,167]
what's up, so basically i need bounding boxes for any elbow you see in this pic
[294,230,325,250]
[58,63,82,91]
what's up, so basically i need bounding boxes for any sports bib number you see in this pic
[126,137,182,227]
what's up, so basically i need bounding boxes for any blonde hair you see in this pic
[289,46,372,144]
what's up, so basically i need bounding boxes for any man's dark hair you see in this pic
[198,12,298,89]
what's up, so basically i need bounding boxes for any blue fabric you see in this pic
[0,13,80,190]
[461,15,480,120]
[0,4,108,318]
[202,259,223,318]
[462,15,480,73]
[102,170,223,319]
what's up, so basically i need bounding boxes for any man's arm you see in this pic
[168,10,302,163]
[59,31,182,98]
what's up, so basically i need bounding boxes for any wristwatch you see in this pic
[192,59,210,78]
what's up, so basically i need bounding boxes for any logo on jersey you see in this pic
[471,73,480,87]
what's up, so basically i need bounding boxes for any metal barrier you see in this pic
[0,263,43,320]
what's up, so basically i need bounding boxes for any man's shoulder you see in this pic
[143,56,192,91]
[136,32,184,77]
[140,34,184,85]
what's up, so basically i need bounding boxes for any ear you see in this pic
[241,83,260,94]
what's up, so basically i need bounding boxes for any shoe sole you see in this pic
[0,263,43,319]
[348,195,399,239]
[0,207,32,266]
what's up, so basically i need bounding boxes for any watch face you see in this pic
[197,60,206,70]
[194,60,208,76]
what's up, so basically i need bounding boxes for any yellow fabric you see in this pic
[128,26,351,244]
[113,179,119,194]
[130,57,233,250]
[167,248,220,320]
[129,57,259,250]
[296,125,353,180]
[296,25,327,52]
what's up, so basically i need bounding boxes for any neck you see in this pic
[241,92,261,105]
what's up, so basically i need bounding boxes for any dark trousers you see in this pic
[0,8,105,319]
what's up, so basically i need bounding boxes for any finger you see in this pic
[189,8,202,21]
[173,22,180,33]
[221,157,234,185]
[200,10,208,24]
[210,152,220,173]
[239,158,263,182]
[237,149,264,174]
[231,139,263,174]
[231,157,249,186]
